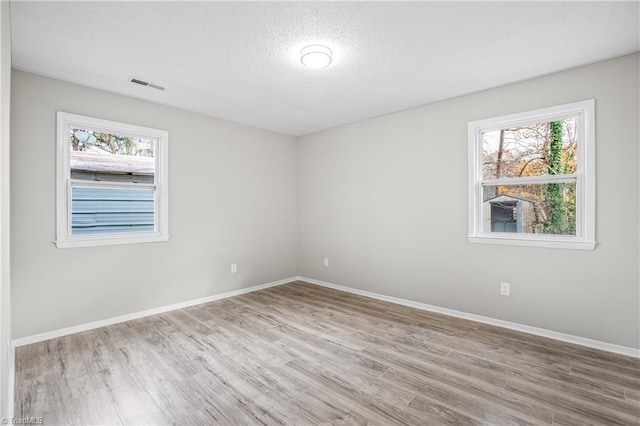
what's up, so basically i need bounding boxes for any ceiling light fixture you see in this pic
[300,45,332,69]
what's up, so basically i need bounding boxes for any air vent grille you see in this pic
[129,78,165,91]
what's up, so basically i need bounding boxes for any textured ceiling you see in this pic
[10,1,640,136]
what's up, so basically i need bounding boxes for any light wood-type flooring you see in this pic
[15,281,640,425]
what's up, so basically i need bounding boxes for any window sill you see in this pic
[467,235,596,250]
[55,233,169,249]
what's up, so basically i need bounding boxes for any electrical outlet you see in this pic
[231,263,237,274]
[323,258,329,268]
[500,282,510,296]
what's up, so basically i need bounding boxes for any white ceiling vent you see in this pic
[129,77,165,91]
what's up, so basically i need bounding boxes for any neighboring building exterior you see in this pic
[483,194,536,233]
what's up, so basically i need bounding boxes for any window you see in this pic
[56,112,168,248]
[468,100,595,250]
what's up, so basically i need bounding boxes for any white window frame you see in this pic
[467,100,596,250]
[56,112,169,248]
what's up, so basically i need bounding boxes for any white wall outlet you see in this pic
[231,263,237,274]
[323,258,329,268]
[500,282,510,296]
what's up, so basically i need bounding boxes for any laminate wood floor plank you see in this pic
[570,361,640,392]
[504,378,639,425]
[477,324,640,370]
[267,286,463,350]
[292,283,480,334]
[513,340,639,378]
[187,302,293,345]
[381,366,554,424]
[230,294,366,352]
[361,346,509,397]
[290,352,416,411]
[551,411,602,426]
[270,285,437,332]
[286,387,408,426]
[365,339,510,391]
[405,392,533,426]
[349,329,450,358]
[296,286,479,335]
[182,309,296,369]
[274,333,391,380]
[446,350,628,402]
[284,360,432,426]
[260,301,440,358]
[626,388,640,406]
[466,339,573,374]
[14,280,639,425]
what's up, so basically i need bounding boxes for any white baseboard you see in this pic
[12,277,296,348]
[298,276,640,358]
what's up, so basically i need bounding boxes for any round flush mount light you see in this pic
[300,45,332,68]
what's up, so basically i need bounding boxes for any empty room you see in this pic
[0,1,639,425]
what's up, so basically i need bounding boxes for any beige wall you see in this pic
[10,55,640,350]
[11,71,298,339]
[0,1,11,418]
[298,54,640,349]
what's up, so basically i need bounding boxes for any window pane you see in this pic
[482,182,576,235]
[482,118,578,179]
[71,186,155,235]
[69,127,156,183]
